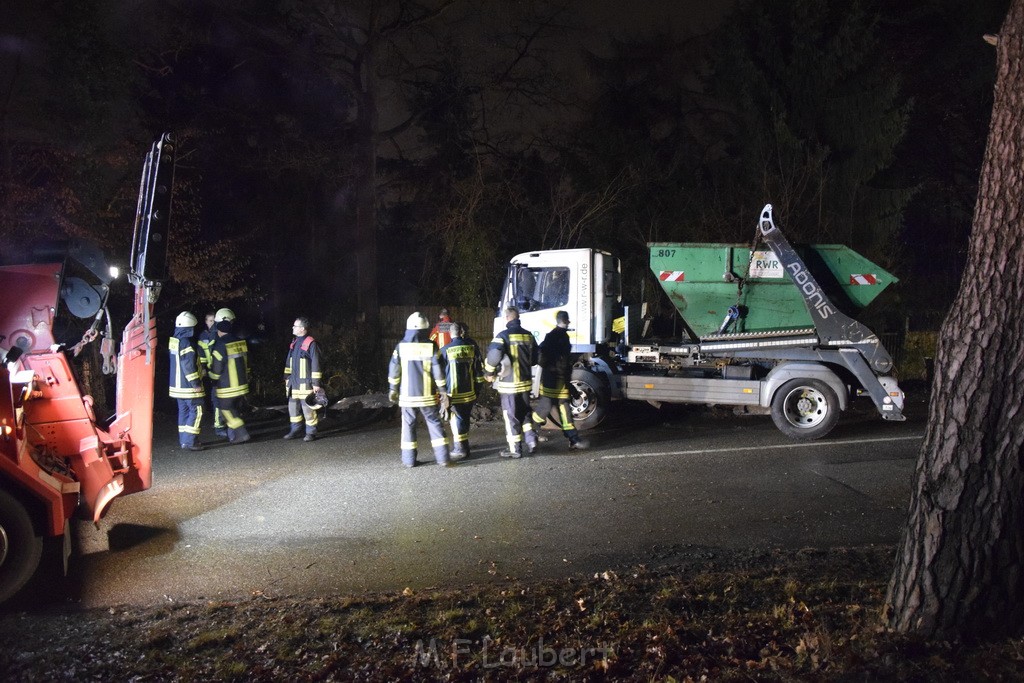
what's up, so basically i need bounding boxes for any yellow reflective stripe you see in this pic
[495,380,532,393]
[401,440,417,449]
[399,397,439,407]
[311,372,323,379]
[558,404,573,430]
[431,436,448,448]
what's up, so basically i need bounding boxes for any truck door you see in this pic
[495,249,592,348]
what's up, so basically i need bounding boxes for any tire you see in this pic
[0,489,44,604]
[569,368,609,431]
[770,378,841,441]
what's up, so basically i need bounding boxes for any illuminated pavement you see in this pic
[64,399,925,607]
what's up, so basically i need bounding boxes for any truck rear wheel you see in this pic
[570,368,609,431]
[770,378,840,441]
[0,489,44,604]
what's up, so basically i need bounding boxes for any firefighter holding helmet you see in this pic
[387,312,451,467]
[283,316,324,442]
[169,311,205,451]
[208,307,251,444]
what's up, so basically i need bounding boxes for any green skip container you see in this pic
[649,242,898,338]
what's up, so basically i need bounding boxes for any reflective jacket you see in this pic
[284,334,323,400]
[429,317,454,349]
[197,327,217,372]
[538,325,572,400]
[168,326,204,399]
[388,329,445,408]
[438,335,484,405]
[484,320,537,394]
[209,332,250,398]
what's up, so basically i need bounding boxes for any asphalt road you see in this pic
[57,395,925,608]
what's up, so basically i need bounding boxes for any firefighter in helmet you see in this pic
[387,312,451,467]
[208,307,251,444]
[437,321,484,460]
[283,316,324,442]
[484,306,540,458]
[169,311,205,451]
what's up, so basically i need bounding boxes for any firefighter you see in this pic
[437,321,484,460]
[484,306,539,458]
[208,307,251,444]
[429,308,455,349]
[196,310,224,437]
[531,310,589,450]
[388,312,451,468]
[283,316,324,442]
[169,311,205,451]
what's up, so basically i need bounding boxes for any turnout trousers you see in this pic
[287,398,320,436]
[400,406,449,467]
[532,395,580,444]
[448,402,474,457]
[499,392,539,454]
[217,395,250,442]
[177,398,204,448]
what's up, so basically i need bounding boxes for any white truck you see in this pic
[493,205,905,440]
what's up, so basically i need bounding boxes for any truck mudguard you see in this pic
[761,363,848,411]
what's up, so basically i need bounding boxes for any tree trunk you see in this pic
[351,9,380,330]
[886,0,1024,640]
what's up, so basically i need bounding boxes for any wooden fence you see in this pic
[379,305,496,367]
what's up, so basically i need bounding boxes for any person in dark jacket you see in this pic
[531,310,589,450]
[169,311,205,451]
[484,306,539,458]
[196,311,224,437]
[437,322,484,460]
[209,308,251,444]
[388,312,451,468]
[283,316,324,442]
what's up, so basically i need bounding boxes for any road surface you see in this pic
[52,396,924,608]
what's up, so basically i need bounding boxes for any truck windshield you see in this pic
[512,266,570,312]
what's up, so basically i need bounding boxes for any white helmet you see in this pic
[175,311,198,327]
[214,307,236,322]
[406,312,429,330]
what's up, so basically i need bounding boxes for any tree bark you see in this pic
[886,0,1024,640]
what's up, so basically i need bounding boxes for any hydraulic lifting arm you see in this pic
[756,204,903,421]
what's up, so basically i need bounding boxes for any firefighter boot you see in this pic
[303,430,316,442]
[568,437,590,450]
[450,444,468,461]
[283,426,302,440]
[498,444,523,459]
[229,426,251,444]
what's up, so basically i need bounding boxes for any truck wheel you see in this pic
[770,378,840,441]
[0,489,44,604]
[570,368,609,431]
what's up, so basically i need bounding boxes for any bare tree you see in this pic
[886,0,1024,640]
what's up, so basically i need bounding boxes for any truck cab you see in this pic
[493,248,622,351]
